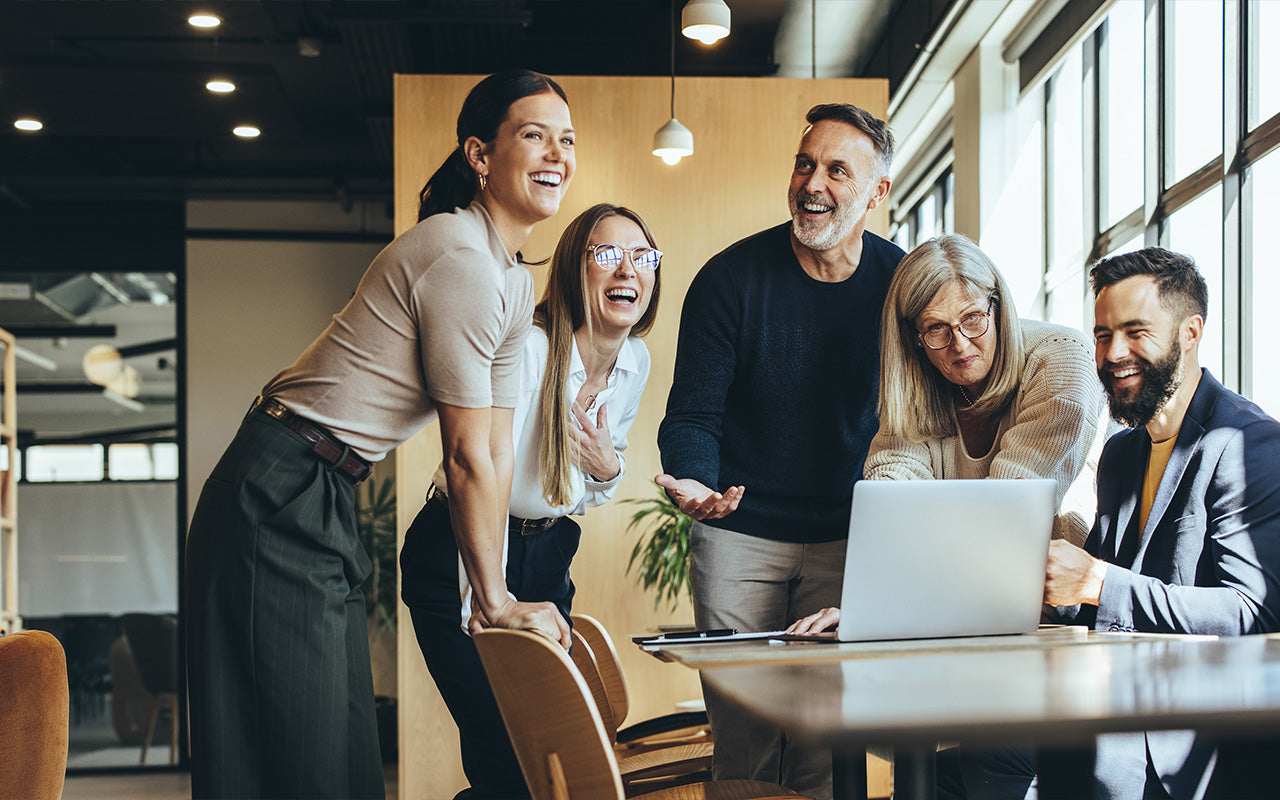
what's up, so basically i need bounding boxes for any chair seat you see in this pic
[618,740,714,781]
[635,778,803,799]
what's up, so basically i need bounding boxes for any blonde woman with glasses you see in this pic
[400,202,661,800]
[790,233,1103,629]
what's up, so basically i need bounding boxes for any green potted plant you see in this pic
[355,473,398,762]
[625,489,694,611]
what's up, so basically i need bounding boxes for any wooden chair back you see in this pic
[570,614,629,725]
[474,628,625,800]
[569,629,618,737]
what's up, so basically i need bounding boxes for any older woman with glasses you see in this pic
[400,202,662,800]
[790,233,1103,631]
[788,233,1104,799]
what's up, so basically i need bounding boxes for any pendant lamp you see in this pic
[653,0,694,165]
[681,0,731,46]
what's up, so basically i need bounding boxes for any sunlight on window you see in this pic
[153,443,179,480]
[1253,0,1280,128]
[917,193,938,243]
[1166,0,1223,184]
[1105,234,1145,261]
[1049,50,1085,278]
[1249,154,1280,415]
[26,444,104,482]
[1102,1,1144,228]
[108,443,154,480]
[1166,186,1224,378]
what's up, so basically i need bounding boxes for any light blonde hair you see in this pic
[533,204,661,506]
[878,234,1025,442]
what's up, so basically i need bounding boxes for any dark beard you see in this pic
[1099,345,1182,429]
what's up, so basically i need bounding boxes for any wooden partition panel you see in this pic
[394,74,888,798]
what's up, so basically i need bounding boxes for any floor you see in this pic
[62,765,399,800]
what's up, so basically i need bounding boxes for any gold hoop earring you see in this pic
[479,174,487,192]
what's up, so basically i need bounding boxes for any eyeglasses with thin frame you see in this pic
[585,243,662,273]
[917,301,995,350]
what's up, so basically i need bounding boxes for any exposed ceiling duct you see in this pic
[772,0,896,78]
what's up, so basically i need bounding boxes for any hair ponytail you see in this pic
[418,148,477,222]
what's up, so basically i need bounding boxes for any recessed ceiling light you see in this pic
[206,79,236,93]
[14,118,43,132]
[188,14,222,29]
[233,125,261,138]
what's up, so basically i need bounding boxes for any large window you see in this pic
[891,166,954,252]
[20,441,177,483]
[1035,0,1280,414]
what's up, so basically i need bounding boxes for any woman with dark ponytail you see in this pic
[402,203,662,799]
[185,69,574,800]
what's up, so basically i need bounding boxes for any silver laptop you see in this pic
[833,478,1056,642]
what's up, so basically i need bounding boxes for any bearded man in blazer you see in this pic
[1041,247,1280,800]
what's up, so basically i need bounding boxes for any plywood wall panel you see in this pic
[395,74,888,798]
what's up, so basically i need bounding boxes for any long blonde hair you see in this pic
[534,204,661,506]
[878,234,1025,442]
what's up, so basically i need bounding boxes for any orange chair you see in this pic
[0,630,70,800]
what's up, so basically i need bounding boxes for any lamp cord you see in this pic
[670,0,676,117]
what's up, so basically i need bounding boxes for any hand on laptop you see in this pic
[786,607,841,635]
[655,475,744,520]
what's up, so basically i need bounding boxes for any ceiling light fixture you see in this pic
[188,13,222,29]
[205,79,236,93]
[653,0,693,166]
[14,118,43,132]
[233,125,261,138]
[681,0,731,46]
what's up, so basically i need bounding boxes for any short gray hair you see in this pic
[805,103,894,176]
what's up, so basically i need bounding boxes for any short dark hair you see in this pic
[1089,247,1209,322]
[805,103,894,175]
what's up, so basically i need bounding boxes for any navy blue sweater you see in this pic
[658,223,905,542]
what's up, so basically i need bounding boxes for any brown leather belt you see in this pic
[254,396,372,483]
[428,484,559,536]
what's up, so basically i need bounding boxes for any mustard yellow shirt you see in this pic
[1139,432,1180,532]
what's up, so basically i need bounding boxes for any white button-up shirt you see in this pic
[443,325,650,625]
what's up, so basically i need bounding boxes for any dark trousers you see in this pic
[185,410,384,800]
[400,497,580,800]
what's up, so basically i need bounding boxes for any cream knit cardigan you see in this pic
[863,319,1107,546]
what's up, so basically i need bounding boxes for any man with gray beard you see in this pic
[656,103,904,800]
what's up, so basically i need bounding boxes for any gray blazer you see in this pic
[1053,369,1280,799]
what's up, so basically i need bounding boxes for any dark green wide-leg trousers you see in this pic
[186,409,383,799]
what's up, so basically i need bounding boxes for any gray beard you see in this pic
[790,190,865,251]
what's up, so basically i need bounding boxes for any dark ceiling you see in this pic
[0,0,949,442]
[0,0,808,211]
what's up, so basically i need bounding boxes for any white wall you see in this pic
[20,482,177,616]
[184,200,387,519]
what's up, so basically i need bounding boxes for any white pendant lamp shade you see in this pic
[652,117,694,165]
[682,0,731,45]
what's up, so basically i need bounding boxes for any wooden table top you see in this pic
[695,633,1280,749]
[642,625,1103,668]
